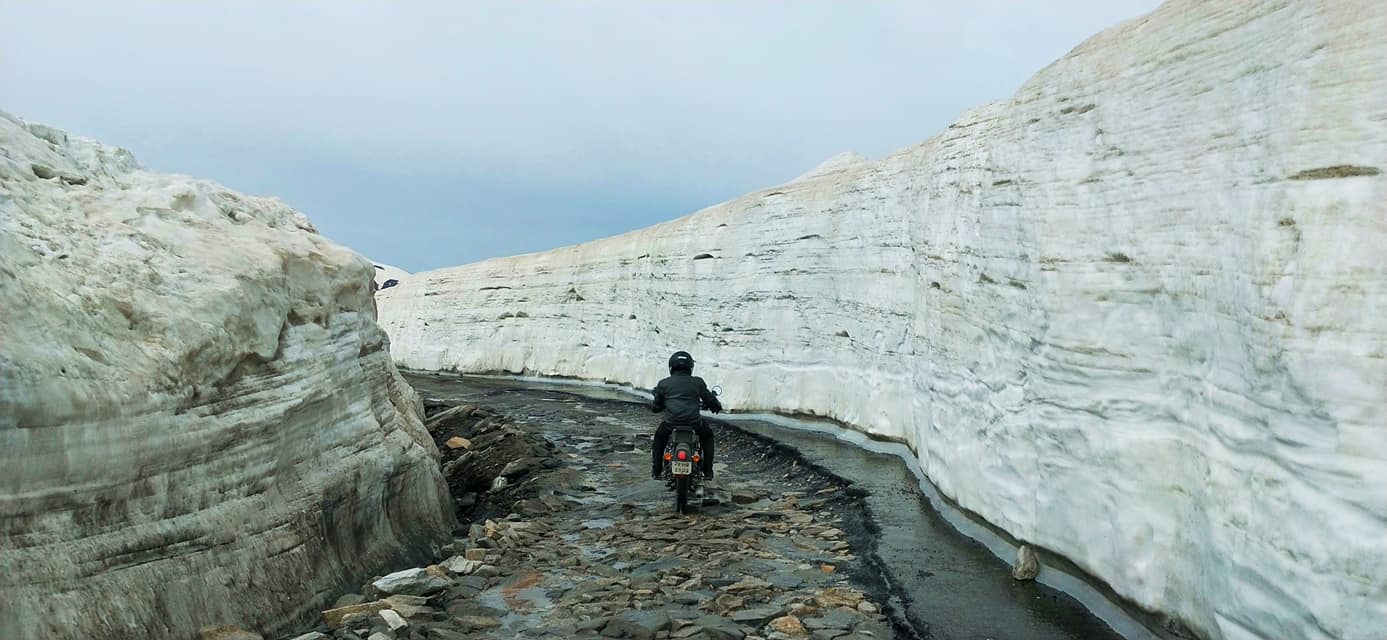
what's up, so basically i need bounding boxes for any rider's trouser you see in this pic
[651,420,715,478]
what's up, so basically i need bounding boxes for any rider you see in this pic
[650,350,722,481]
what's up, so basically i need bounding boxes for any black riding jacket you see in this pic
[650,370,722,424]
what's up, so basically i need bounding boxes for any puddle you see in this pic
[477,573,556,630]
[559,531,616,560]
[571,492,618,507]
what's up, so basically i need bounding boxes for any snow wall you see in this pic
[378,2,1386,639]
[0,113,455,640]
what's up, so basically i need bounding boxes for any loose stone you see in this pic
[456,615,502,630]
[694,615,748,640]
[767,615,809,636]
[322,601,390,628]
[1012,544,1040,581]
[731,607,786,627]
[287,633,328,640]
[441,556,482,575]
[379,608,408,631]
[197,625,263,640]
[371,567,452,596]
[445,436,472,449]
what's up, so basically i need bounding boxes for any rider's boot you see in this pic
[701,467,715,494]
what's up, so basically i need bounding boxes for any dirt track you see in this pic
[285,374,902,640]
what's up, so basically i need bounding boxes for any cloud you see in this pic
[0,1,1159,270]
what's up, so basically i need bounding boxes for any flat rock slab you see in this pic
[631,557,684,577]
[803,608,859,630]
[456,615,502,631]
[602,610,672,640]
[372,566,452,596]
[321,601,389,629]
[731,607,786,627]
[769,573,805,589]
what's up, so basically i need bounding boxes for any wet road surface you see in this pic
[406,372,1153,640]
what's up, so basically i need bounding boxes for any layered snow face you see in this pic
[379,2,1387,639]
[0,113,454,640]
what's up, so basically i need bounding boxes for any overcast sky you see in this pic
[1,1,1158,272]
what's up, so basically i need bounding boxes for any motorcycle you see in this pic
[659,386,720,514]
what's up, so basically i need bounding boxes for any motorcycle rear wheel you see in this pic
[675,476,690,514]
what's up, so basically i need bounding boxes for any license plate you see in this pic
[670,461,693,475]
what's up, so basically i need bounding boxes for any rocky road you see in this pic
[270,374,903,640]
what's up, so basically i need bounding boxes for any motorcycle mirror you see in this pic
[711,385,722,396]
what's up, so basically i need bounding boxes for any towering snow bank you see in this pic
[378,2,1387,638]
[0,113,454,640]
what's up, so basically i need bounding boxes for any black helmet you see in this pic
[668,351,695,372]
